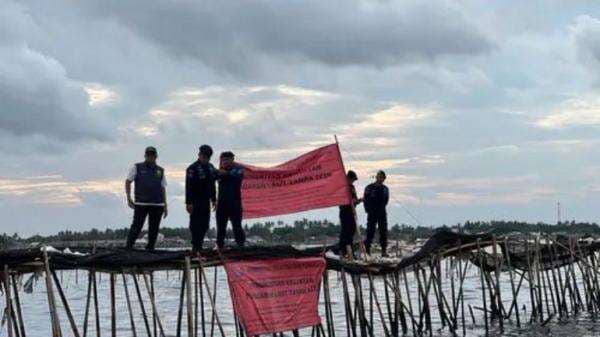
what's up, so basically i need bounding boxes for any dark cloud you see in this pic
[0,3,108,142]
[0,46,106,141]
[82,1,492,71]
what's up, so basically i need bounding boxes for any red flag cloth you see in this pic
[224,257,326,336]
[241,143,351,218]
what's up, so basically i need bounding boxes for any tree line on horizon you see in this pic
[2,219,600,250]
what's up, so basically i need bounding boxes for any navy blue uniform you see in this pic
[363,182,389,254]
[186,160,217,251]
[216,164,245,248]
[126,162,166,250]
[338,184,359,253]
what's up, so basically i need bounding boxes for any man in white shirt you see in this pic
[124,146,168,250]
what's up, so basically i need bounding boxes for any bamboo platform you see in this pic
[2,229,600,337]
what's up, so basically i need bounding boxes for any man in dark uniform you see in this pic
[125,146,168,250]
[363,170,389,256]
[338,170,362,255]
[216,151,246,249]
[186,145,217,252]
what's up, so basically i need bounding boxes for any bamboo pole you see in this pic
[459,257,467,336]
[340,267,357,337]
[176,272,186,337]
[476,239,488,335]
[197,263,226,337]
[10,274,26,337]
[322,271,335,337]
[210,266,218,337]
[4,265,14,337]
[143,274,167,337]
[534,236,544,321]
[524,236,537,322]
[185,257,195,337]
[401,269,416,337]
[43,249,62,337]
[195,268,199,337]
[350,275,368,337]
[365,273,391,337]
[504,240,521,327]
[51,269,81,337]
[92,271,100,337]
[450,256,457,334]
[110,274,116,337]
[549,238,567,316]
[122,273,138,337]
[151,273,157,337]
[492,236,503,330]
[199,268,206,337]
[132,274,153,337]
[382,275,395,337]
[82,272,93,337]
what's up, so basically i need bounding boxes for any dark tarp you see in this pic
[397,228,492,269]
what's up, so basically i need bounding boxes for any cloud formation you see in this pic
[83,1,492,71]
[0,2,111,145]
[2,1,600,235]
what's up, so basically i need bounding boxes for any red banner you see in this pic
[224,257,326,336]
[241,143,351,218]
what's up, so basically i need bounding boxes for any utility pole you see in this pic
[557,201,561,224]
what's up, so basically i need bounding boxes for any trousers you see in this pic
[216,202,245,248]
[126,205,164,250]
[364,211,388,254]
[189,202,211,252]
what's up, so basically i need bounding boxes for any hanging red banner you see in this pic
[224,257,326,336]
[241,143,351,218]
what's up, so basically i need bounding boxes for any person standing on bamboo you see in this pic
[338,170,362,256]
[363,170,389,256]
[125,146,168,250]
[216,151,246,249]
[186,145,217,253]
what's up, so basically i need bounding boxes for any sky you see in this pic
[2,1,600,236]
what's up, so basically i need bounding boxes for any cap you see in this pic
[145,146,158,155]
[199,144,213,158]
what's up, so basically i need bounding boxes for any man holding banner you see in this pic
[216,151,246,248]
[207,143,356,335]
[185,144,217,252]
[214,144,352,250]
[221,143,347,336]
[338,170,362,255]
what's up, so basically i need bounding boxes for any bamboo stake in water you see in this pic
[197,261,226,337]
[51,269,81,337]
[185,257,195,337]
[176,272,186,337]
[476,239,488,335]
[10,274,26,337]
[132,273,153,337]
[492,236,503,331]
[43,249,62,337]
[143,274,167,337]
[122,273,138,337]
[4,265,14,337]
[110,274,116,337]
[504,240,521,327]
[82,272,93,337]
